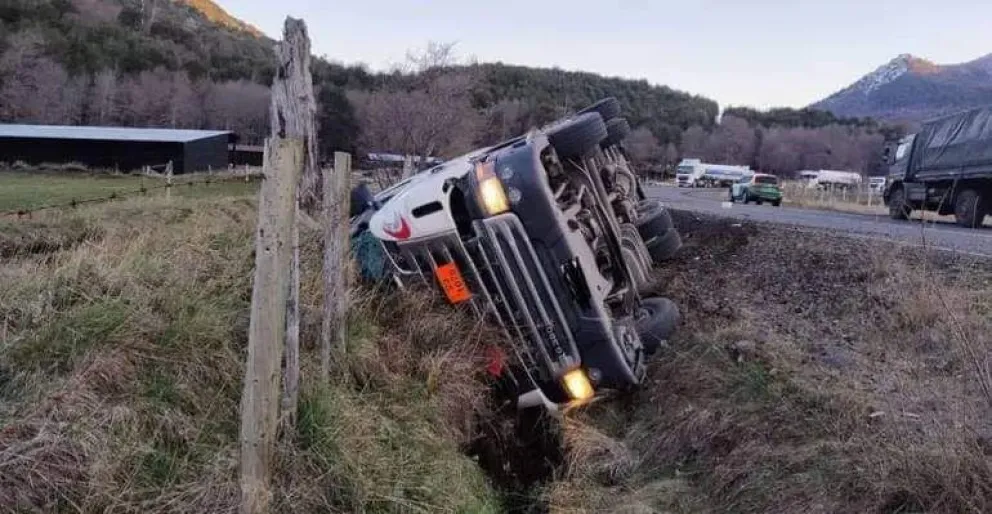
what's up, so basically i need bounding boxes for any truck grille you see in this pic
[387,213,580,382]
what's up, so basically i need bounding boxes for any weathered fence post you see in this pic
[322,152,351,380]
[165,162,173,202]
[268,17,319,440]
[239,138,302,514]
[240,16,316,514]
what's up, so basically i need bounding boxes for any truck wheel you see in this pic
[954,189,988,228]
[742,193,750,204]
[578,97,621,122]
[888,188,910,220]
[602,118,631,148]
[645,228,682,263]
[772,200,781,207]
[635,200,673,238]
[635,297,680,355]
[547,112,608,160]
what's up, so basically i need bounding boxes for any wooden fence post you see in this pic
[166,163,173,202]
[239,137,303,514]
[240,16,315,514]
[322,152,351,380]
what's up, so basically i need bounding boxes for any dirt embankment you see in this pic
[550,210,992,513]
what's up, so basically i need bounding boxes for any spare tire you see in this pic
[578,97,621,122]
[602,118,631,148]
[635,297,680,355]
[547,113,608,160]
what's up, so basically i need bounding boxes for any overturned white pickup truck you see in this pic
[350,98,682,411]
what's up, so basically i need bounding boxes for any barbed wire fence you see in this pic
[1,166,263,220]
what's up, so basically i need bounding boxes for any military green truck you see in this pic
[883,105,992,228]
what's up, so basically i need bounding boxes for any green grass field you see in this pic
[0,172,259,212]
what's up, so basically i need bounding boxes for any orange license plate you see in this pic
[435,262,472,304]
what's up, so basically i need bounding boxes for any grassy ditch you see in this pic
[549,210,992,513]
[0,193,505,513]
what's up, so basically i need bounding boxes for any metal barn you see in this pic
[0,125,234,174]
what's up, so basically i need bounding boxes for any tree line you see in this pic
[673,116,889,176]
[0,0,897,177]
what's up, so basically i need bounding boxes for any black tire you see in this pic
[635,200,673,239]
[772,200,781,207]
[742,192,750,204]
[578,97,621,122]
[954,189,988,228]
[635,297,680,355]
[756,199,763,205]
[645,228,682,263]
[602,118,631,148]
[547,113,608,160]
[889,187,910,220]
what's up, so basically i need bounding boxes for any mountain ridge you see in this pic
[176,0,265,38]
[812,52,992,122]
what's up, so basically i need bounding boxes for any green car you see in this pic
[729,174,783,206]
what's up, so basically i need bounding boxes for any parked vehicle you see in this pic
[675,158,704,187]
[883,105,992,228]
[868,177,886,193]
[798,170,862,189]
[729,173,783,206]
[676,159,752,188]
[350,98,683,411]
[702,164,754,188]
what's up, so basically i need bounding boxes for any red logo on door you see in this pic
[382,214,411,240]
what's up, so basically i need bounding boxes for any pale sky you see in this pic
[222,0,992,110]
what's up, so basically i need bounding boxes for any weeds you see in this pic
[0,194,502,513]
[550,211,992,514]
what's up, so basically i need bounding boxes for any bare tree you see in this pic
[704,115,756,165]
[680,125,708,159]
[662,143,679,166]
[141,0,160,33]
[405,41,458,76]
[351,41,482,169]
[91,69,119,124]
[625,127,662,168]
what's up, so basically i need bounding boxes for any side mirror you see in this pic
[349,182,376,218]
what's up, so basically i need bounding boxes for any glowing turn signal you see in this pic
[562,369,595,402]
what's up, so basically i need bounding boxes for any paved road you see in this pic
[646,185,992,258]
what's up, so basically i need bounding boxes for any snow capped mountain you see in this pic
[812,53,992,122]
[846,54,914,97]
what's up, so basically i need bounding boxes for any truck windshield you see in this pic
[676,166,693,175]
[895,135,915,161]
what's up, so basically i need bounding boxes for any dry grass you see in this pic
[780,181,992,226]
[0,193,501,513]
[550,212,992,514]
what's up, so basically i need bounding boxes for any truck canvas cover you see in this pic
[912,105,992,179]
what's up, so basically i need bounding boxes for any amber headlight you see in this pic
[474,161,510,216]
[562,368,594,402]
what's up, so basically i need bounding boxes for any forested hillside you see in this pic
[0,0,894,176]
[0,0,274,143]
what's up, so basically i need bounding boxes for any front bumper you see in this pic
[384,213,582,404]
